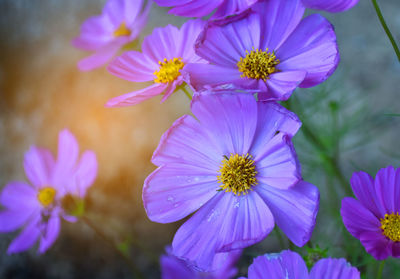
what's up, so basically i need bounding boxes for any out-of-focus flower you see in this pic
[72,0,151,71]
[239,250,360,279]
[106,19,206,107]
[186,0,339,101]
[0,130,97,254]
[143,92,319,270]
[341,166,400,260]
[154,0,257,19]
[161,246,241,279]
[302,0,359,13]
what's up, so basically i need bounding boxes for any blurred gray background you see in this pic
[0,0,399,278]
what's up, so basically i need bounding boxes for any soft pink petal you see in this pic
[23,147,55,188]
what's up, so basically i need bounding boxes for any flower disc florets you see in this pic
[237,48,280,81]
[154,58,185,83]
[380,213,400,242]
[38,187,56,207]
[217,153,258,196]
[113,22,131,37]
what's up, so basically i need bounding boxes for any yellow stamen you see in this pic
[237,48,280,81]
[38,187,56,207]
[113,22,131,37]
[380,213,400,242]
[217,154,258,196]
[154,58,185,83]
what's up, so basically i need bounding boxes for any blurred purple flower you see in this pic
[143,92,319,270]
[161,246,241,279]
[154,0,257,19]
[302,0,359,13]
[240,250,360,279]
[106,19,206,107]
[341,166,400,260]
[72,0,151,71]
[185,0,339,101]
[0,130,97,254]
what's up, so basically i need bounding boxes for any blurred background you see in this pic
[0,0,399,278]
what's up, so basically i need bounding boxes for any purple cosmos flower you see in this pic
[0,130,97,254]
[239,250,360,279]
[143,92,319,270]
[185,0,339,101]
[154,0,258,19]
[106,19,206,107]
[341,166,400,260]
[302,0,359,13]
[72,0,151,71]
[161,247,241,279]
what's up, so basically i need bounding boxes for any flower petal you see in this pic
[106,83,168,107]
[302,0,359,13]
[310,258,360,279]
[375,166,400,214]
[258,71,306,101]
[359,231,392,260]
[24,147,55,188]
[191,93,258,156]
[39,213,61,253]
[0,210,34,233]
[7,214,41,254]
[276,14,339,88]
[254,133,301,190]
[160,253,196,279]
[73,150,98,197]
[172,191,274,271]
[0,181,39,210]
[143,163,218,223]
[212,0,258,19]
[256,181,319,246]
[156,0,223,18]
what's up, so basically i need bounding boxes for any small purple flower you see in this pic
[161,247,241,279]
[240,250,360,279]
[72,0,151,71]
[143,92,319,270]
[302,0,359,13]
[0,130,97,254]
[154,0,257,19]
[106,19,206,107]
[341,166,400,260]
[185,0,339,101]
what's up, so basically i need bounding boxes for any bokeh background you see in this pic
[0,0,399,278]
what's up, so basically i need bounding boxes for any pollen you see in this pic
[237,48,280,81]
[113,22,131,37]
[380,212,400,242]
[217,154,258,196]
[154,58,185,83]
[38,187,56,207]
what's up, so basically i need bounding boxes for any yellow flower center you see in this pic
[380,213,400,242]
[217,154,258,196]
[154,58,185,83]
[237,48,280,81]
[113,22,131,37]
[38,187,56,207]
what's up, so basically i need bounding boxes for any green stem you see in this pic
[371,0,400,61]
[376,260,385,279]
[81,216,145,279]
[181,86,193,101]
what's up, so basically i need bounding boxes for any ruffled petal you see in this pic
[302,0,359,13]
[310,258,360,279]
[250,102,301,156]
[172,191,274,271]
[108,50,159,82]
[350,171,384,217]
[190,93,258,156]
[212,0,258,19]
[254,133,301,190]
[256,181,319,246]
[143,163,218,223]
[106,83,168,107]
[255,0,305,50]
[156,0,223,18]
[375,166,400,215]
[276,14,339,88]
[258,71,306,101]
[39,213,61,253]
[24,147,55,188]
[341,198,381,239]
[7,214,41,254]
